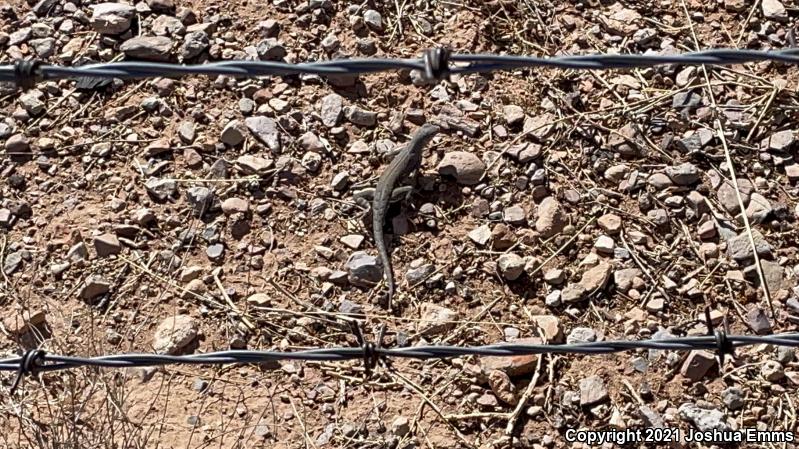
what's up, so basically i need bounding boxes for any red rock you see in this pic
[480,336,542,377]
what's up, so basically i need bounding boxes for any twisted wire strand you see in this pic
[3,48,799,84]
[1,333,798,373]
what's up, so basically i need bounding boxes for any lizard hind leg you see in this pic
[389,185,414,203]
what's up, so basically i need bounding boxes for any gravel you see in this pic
[4,0,798,444]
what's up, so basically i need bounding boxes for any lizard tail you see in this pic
[374,226,394,311]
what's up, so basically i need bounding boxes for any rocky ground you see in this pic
[2,0,799,448]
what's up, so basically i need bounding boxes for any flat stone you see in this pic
[345,251,381,287]
[561,283,587,303]
[503,205,527,225]
[679,403,731,432]
[331,171,349,191]
[338,299,364,316]
[186,186,214,216]
[762,0,788,20]
[543,268,564,285]
[19,92,45,116]
[152,315,198,354]
[177,121,196,143]
[180,31,209,60]
[94,233,121,257]
[221,198,249,215]
[418,302,458,336]
[145,139,171,156]
[256,38,286,60]
[79,277,111,300]
[567,327,597,344]
[468,224,491,246]
[480,336,542,377]
[597,214,622,235]
[785,164,799,182]
[532,315,563,343]
[594,235,615,255]
[604,164,629,182]
[645,297,664,313]
[639,405,666,427]
[497,253,525,281]
[476,393,498,408]
[220,120,246,146]
[152,14,185,36]
[340,234,364,250]
[746,307,772,334]
[745,193,772,223]
[315,245,334,260]
[776,346,795,364]
[726,230,772,261]
[120,36,173,61]
[391,417,410,437]
[665,162,701,185]
[246,293,271,307]
[245,116,281,151]
[179,266,203,283]
[67,242,89,261]
[579,262,613,292]
[437,151,486,185]
[522,113,555,139]
[0,209,12,228]
[535,197,566,238]
[183,148,202,168]
[680,350,716,381]
[298,132,324,152]
[3,252,22,274]
[320,93,343,127]
[182,279,206,298]
[686,191,709,213]
[717,179,753,214]
[206,243,224,261]
[344,106,377,127]
[759,260,784,294]
[145,177,177,201]
[91,2,135,35]
[647,173,673,189]
[363,9,383,31]
[503,105,525,126]
[579,375,608,406]
[648,209,670,227]
[5,134,30,153]
[236,155,273,175]
[545,290,561,307]
[698,220,716,239]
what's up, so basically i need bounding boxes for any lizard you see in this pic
[371,123,439,312]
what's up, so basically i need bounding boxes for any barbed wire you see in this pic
[2,333,798,377]
[4,48,799,87]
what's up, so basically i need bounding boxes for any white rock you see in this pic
[91,3,135,35]
[762,0,787,20]
[152,315,198,354]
